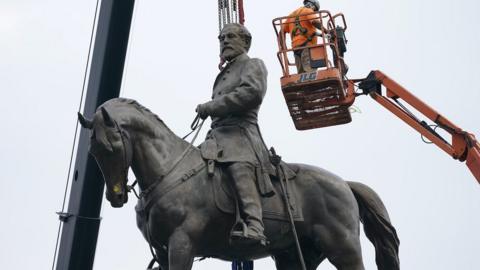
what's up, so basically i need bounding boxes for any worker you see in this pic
[196,23,274,246]
[281,0,325,73]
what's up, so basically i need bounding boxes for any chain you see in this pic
[218,0,222,32]
[232,0,238,23]
[232,0,236,23]
[225,0,231,24]
[222,0,227,30]
[219,0,243,31]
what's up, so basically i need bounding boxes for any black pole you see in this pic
[55,1,135,269]
[232,260,254,270]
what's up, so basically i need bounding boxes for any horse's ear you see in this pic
[101,107,115,127]
[78,112,93,129]
[95,127,114,152]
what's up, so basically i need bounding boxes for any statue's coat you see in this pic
[202,53,275,176]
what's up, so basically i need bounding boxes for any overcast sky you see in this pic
[1,0,479,269]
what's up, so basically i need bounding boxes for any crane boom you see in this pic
[356,70,480,184]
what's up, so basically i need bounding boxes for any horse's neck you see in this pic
[126,111,189,191]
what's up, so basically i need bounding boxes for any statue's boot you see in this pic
[227,162,267,245]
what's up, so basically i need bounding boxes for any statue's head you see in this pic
[219,23,252,61]
[78,107,131,208]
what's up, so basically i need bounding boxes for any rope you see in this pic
[51,0,101,269]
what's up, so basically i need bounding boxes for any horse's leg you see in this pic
[313,223,365,270]
[272,245,326,270]
[272,252,303,270]
[292,164,366,270]
[302,241,327,270]
[154,248,169,270]
[167,229,194,270]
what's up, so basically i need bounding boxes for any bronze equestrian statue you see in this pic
[77,24,400,270]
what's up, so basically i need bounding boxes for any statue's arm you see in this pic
[204,59,267,117]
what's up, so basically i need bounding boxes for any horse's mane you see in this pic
[101,98,176,135]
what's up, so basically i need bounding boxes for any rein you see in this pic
[132,115,205,198]
[127,114,204,198]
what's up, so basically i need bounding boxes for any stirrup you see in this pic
[230,220,249,239]
[230,221,267,246]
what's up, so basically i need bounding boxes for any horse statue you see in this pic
[78,98,400,270]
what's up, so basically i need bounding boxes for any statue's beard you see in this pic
[221,46,246,61]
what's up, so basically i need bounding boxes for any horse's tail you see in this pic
[348,181,400,270]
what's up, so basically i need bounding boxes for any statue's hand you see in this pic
[196,103,210,120]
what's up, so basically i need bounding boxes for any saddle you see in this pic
[212,164,304,222]
[200,139,304,222]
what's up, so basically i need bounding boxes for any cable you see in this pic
[51,0,101,269]
[421,125,438,144]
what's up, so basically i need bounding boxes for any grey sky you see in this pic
[1,0,479,269]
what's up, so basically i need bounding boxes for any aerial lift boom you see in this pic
[356,70,480,183]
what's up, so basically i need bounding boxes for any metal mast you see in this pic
[55,1,135,269]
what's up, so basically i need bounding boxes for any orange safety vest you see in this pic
[282,7,320,48]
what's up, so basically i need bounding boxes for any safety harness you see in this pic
[291,14,316,49]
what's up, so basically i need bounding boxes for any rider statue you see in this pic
[196,23,274,245]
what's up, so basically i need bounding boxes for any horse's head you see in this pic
[78,106,132,208]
